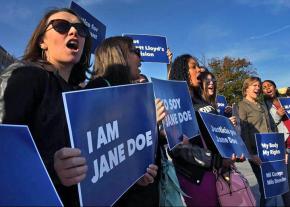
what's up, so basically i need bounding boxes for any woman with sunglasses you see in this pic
[239,77,278,206]
[168,54,218,206]
[0,8,91,206]
[86,36,165,207]
[199,71,237,126]
[168,56,243,206]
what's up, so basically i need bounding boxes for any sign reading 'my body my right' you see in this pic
[151,78,200,149]
[123,34,168,63]
[199,112,250,159]
[70,1,106,53]
[279,97,290,119]
[255,133,289,198]
[63,83,157,206]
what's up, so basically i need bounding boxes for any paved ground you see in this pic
[235,161,284,206]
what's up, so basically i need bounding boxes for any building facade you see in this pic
[0,45,16,73]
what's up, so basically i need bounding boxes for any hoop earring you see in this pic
[41,49,46,60]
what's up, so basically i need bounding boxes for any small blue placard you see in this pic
[0,124,63,206]
[199,112,250,158]
[261,161,288,198]
[63,83,157,206]
[255,133,289,198]
[151,78,200,149]
[279,97,290,119]
[255,133,285,162]
[70,1,106,53]
[123,34,168,63]
[216,95,227,116]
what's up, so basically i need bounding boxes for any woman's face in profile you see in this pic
[40,11,86,68]
[126,47,141,81]
[188,58,201,87]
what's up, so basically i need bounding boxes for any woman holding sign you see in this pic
[198,71,237,125]
[86,36,164,207]
[0,8,92,206]
[239,77,278,206]
[262,79,290,205]
[168,54,242,206]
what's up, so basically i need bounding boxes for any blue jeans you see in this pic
[250,161,278,206]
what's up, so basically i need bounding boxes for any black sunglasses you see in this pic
[206,78,217,83]
[130,48,141,58]
[44,19,89,38]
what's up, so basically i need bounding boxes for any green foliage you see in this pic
[208,56,257,105]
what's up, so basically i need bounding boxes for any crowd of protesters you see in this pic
[0,6,290,207]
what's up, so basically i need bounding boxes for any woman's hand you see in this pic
[277,107,286,117]
[54,147,88,186]
[167,48,173,64]
[137,164,158,186]
[155,98,166,125]
[232,153,245,162]
[228,116,237,126]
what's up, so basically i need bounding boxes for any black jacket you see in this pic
[1,61,79,206]
[170,102,222,185]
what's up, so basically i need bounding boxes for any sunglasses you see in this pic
[44,19,89,38]
[130,48,141,58]
[206,78,216,83]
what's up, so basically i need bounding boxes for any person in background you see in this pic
[239,77,278,206]
[168,54,241,206]
[287,87,290,97]
[0,8,91,206]
[262,79,290,206]
[86,36,165,207]
[166,48,173,79]
[198,71,237,126]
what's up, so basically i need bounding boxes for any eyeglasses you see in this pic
[130,48,141,58]
[44,19,89,38]
[206,78,216,83]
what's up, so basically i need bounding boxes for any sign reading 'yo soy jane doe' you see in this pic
[152,78,200,149]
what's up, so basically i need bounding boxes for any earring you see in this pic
[41,49,46,60]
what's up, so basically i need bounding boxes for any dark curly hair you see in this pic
[169,54,202,102]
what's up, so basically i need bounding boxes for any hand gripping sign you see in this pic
[62,83,157,206]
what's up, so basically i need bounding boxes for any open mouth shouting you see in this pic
[66,39,79,52]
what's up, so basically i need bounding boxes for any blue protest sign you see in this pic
[255,133,285,163]
[123,34,168,63]
[151,78,200,149]
[255,133,288,198]
[199,112,250,158]
[0,124,62,206]
[261,160,288,198]
[70,1,106,53]
[279,97,290,119]
[216,95,227,116]
[62,83,157,206]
